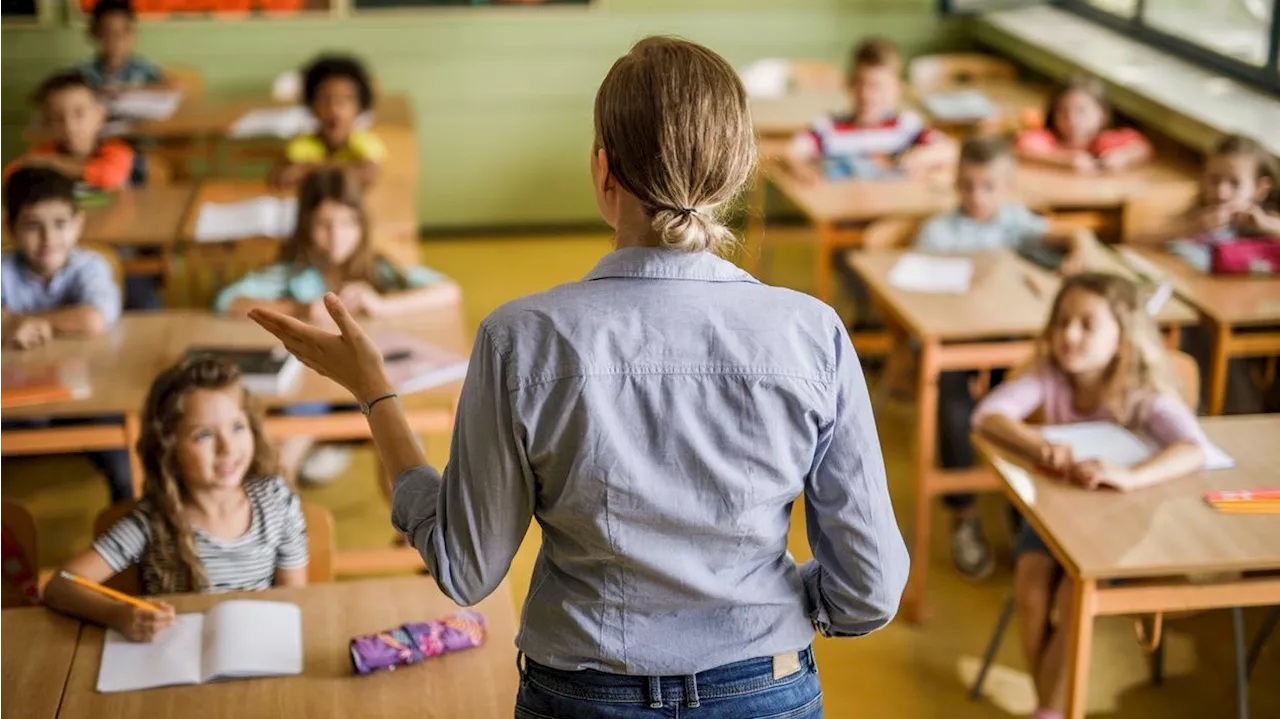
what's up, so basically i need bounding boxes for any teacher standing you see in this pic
[252,36,908,719]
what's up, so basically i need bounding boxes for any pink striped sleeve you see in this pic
[972,367,1050,424]
[1142,394,1210,450]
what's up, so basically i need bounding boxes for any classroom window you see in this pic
[1056,0,1280,93]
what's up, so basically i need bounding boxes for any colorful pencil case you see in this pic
[349,611,486,675]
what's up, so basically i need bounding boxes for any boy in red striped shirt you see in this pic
[3,73,135,191]
[786,37,953,182]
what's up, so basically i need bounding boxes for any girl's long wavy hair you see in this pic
[1035,273,1182,427]
[135,357,275,593]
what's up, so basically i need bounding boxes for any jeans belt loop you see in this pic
[683,673,701,708]
[647,675,663,709]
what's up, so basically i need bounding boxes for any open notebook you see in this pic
[107,89,183,121]
[1039,421,1234,491]
[888,253,974,294]
[229,106,374,139]
[96,600,302,693]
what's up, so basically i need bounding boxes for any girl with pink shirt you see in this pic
[972,273,1209,719]
[1016,75,1152,174]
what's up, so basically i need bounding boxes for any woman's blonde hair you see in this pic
[1037,273,1182,426]
[593,36,757,254]
[283,168,405,291]
[135,357,275,593]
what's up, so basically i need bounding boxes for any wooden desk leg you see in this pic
[814,221,835,304]
[123,413,144,499]
[1208,320,1231,416]
[1064,578,1098,719]
[901,339,941,624]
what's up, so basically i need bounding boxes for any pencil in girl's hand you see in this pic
[59,571,164,613]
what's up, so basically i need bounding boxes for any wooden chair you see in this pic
[80,241,125,290]
[163,65,206,99]
[2,498,40,608]
[1122,183,1200,242]
[788,60,844,94]
[181,237,282,309]
[861,216,923,250]
[93,497,335,594]
[908,53,1017,94]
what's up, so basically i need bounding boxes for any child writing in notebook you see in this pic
[269,55,384,191]
[917,136,1099,581]
[2,73,135,191]
[1016,75,1151,174]
[77,0,168,96]
[785,36,952,182]
[43,356,309,642]
[216,168,457,485]
[973,273,1209,719]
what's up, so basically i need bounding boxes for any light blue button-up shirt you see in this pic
[392,246,909,675]
[1,249,121,327]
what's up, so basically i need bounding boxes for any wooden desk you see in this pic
[129,95,415,140]
[911,81,1048,134]
[1118,246,1280,415]
[846,249,1195,622]
[975,415,1280,719]
[182,179,417,243]
[2,607,82,719]
[1,310,466,495]
[1017,159,1198,211]
[57,576,519,719]
[750,158,956,302]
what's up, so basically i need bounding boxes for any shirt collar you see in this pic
[584,246,760,284]
[15,250,75,286]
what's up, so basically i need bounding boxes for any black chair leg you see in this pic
[1149,634,1165,687]
[1233,607,1250,719]
[1247,606,1278,680]
[970,591,1017,701]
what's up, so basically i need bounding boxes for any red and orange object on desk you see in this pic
[0,361,89,409]
[1204,489,1280,515]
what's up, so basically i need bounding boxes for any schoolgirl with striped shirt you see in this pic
[44,357,308,643]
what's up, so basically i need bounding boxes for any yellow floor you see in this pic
[3,234,1276,718]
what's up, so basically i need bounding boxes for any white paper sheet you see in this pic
[888,253,974,294]
[923,90,997,122]
[202,601,303,682]
[108,90,183,121]
[97,614,204,693]
[229,106,374,139]
[193,197,298,243]
[1039,421,1234,491]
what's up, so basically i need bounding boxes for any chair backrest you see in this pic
[789,60,844,94]
[165,65,206,99]
[79,242,124,291]
[1121,183,1200,242]
[862,216,923,250]
[93,496,336,593]
[908,53,1017,93]
[2,498,39,608]
[185,237,282,309]
[301,502,334,584]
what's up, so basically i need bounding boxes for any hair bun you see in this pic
[650,206,736,254]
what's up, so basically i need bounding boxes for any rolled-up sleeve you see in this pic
[801,319,909,637]
[72,252,122,326]
[391,322,536,606]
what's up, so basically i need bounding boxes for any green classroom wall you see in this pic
[1,0,963,229]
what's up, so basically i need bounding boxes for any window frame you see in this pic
[1053,0,1280,95]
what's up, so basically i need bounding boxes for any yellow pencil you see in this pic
[59,571,164,613]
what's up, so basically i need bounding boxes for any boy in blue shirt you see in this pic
[77,0,166,96]
[1,167,132,502]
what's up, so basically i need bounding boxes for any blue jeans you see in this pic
[515,648,823,719]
